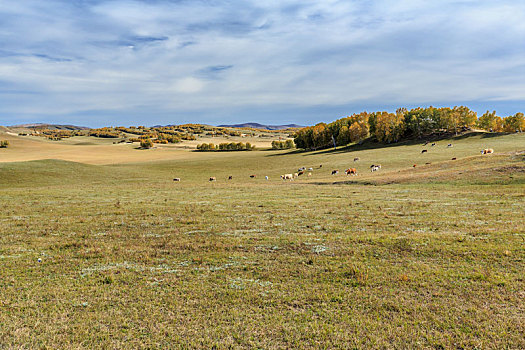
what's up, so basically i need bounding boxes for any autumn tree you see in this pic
[503,112,525,132]
[477,110,498,131]
[140,138,153,149]
[375,112,404,143]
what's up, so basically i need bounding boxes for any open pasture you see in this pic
[0,132,524,348]
[0,126,292,165]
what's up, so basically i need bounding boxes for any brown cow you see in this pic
[345,168,357,175]
[250,174,256,178]
[209,177,216,181]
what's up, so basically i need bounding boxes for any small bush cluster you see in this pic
[271,140,295,149]
[0,140,9,148]
[140,138,154,149]
[196,142,255,151]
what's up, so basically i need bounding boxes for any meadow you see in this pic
[0,131,524,348]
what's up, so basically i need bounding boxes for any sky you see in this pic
[1,0,525,127]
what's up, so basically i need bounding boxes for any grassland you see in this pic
[0,130,293,165]
[0,131,524,348]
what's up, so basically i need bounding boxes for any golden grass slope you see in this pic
[0,129,291,165]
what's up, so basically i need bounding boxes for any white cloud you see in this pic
[172,77,205,94]
[1,0,525,125]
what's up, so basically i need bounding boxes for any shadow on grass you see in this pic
[267,131,516,157]
[265,149,306,157]
[304,180,379,186]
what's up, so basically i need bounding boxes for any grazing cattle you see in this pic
[228,175,233,180]
[281,174,294,180]
[451,157,457,160]
[307,172,312,177]
[308,167,314,171]
[173,178,181,182]
[447,144,453,147]
[421,149,428,153]
[209,177,216,181]
[371,165,381,172]
[354,157,360,162]
[331,170,339,175]
[250,174,256,178]
[319,165,323,168]
[345,168,357,175]
[482,148,494,154]
[431,143,436,146]
[265,176,269,180]
[413,164,417,168]
[294,173,299,178]
[297,171,304,176]
[425,162,431,165]
[298,167,306,172]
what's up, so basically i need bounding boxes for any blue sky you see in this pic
[1,0,525,127]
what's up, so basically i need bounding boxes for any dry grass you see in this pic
[0,131,524,348]
[0,129,290,165]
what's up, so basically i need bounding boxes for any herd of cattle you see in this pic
[172,143,495,182]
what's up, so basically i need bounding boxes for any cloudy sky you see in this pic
[1,0,525,127]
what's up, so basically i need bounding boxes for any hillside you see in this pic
[0,132,523,348]
[8,123,90,130]
[217,122,304,130]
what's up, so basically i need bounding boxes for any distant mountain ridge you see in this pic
[217,122,304,130]
[8,123,89,130]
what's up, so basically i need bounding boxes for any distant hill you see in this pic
[8,123,89,130]
[217,123,304,130]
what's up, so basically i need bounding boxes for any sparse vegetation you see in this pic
[0,140,9,148]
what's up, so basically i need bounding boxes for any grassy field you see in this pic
[0,131,524,348]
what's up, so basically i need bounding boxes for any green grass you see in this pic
[0,132,524,348]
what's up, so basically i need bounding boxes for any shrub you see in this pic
[271,140,294,149]
[0,140,9,148]
[140,138,154,149]
[196,142,254,151]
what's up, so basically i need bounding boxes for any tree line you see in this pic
[196,142,256,151]
[294,106,525,150]
[271,140,295,149]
